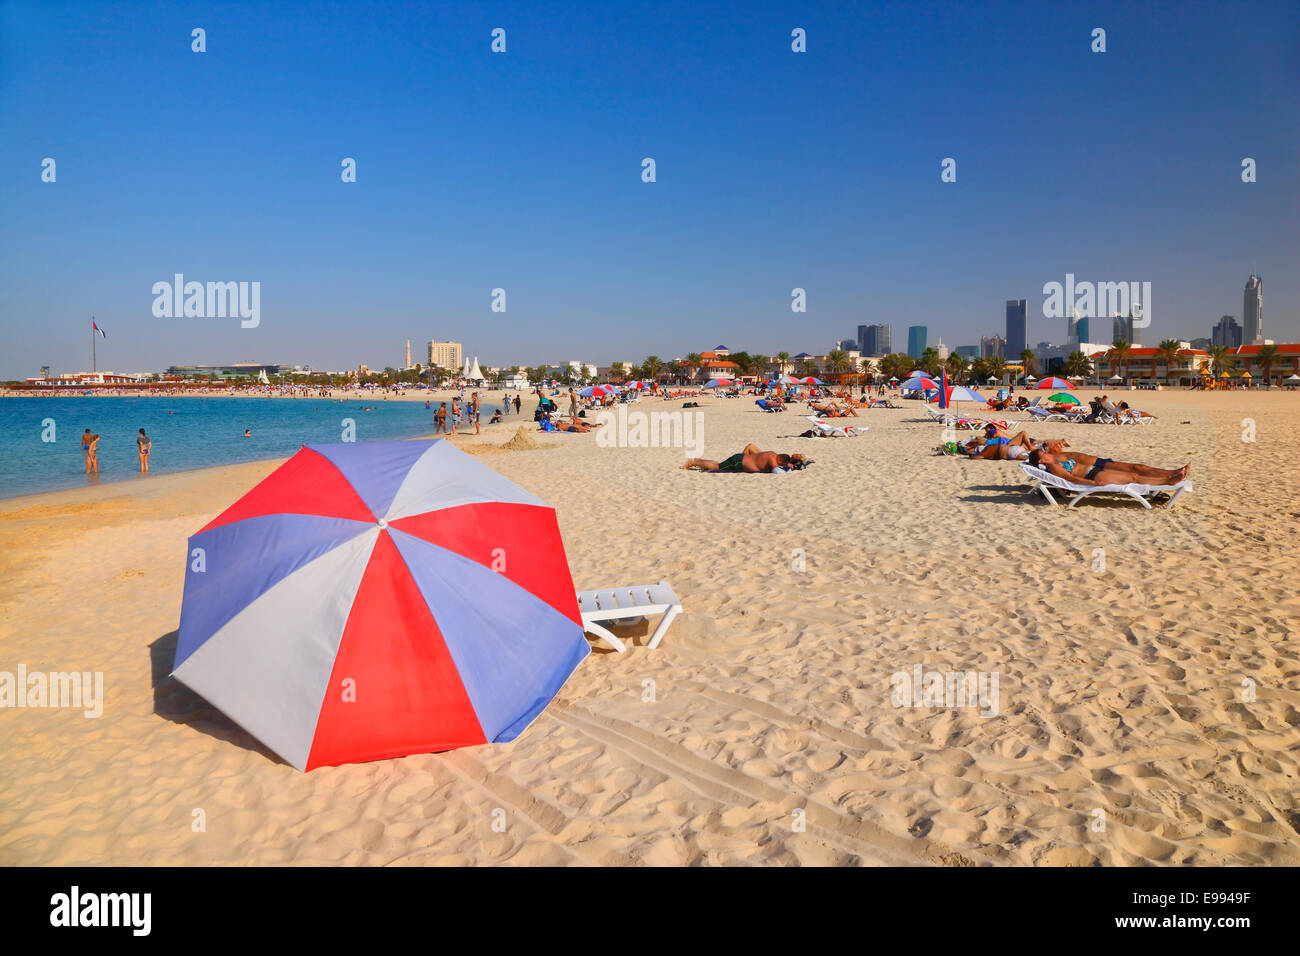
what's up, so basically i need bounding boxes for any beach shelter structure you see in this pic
[172,440,590,771]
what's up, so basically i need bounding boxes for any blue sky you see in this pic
[2,0,1297,378]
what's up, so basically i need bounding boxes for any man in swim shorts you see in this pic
[683,444,810,473]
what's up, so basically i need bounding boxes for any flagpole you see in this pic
[92,316,96,373]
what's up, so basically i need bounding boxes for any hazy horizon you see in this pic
[3,0,1297,379]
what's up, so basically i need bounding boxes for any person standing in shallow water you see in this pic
[82,429,99,474]
[137,428,151,473]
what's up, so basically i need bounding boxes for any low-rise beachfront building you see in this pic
[701,358,739,381]
[166,363,292,379]
[1109,348,1210,385]
[1224,343,1300,385]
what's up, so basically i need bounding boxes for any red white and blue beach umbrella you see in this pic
[1036,377,1074,390]
[172,440,590,771]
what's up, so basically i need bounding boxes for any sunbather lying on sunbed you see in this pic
[955,427,1067,460]
[1116,402,1157,422]
[683,444,811,473]
[546,417,604,433]
[1027,448,1188,485]
[810,402,858,417]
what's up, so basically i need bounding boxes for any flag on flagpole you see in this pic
[939,367,949,409]
[92,321,106,338]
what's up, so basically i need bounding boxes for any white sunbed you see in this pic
[576,581,682,653]
[806,415,867,437]
[1020,463,1191,510]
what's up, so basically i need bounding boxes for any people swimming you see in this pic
[243,429,251,437]
[683,445,811,473]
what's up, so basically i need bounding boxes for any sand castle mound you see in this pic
[500,426,539,451]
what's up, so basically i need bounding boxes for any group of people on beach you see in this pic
[80,428,151,475]
[434,391,522,436]
[951,422,1188,485]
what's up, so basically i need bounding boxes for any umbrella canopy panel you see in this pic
[173,440,590,771]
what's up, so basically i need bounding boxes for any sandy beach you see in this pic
[2,388,1298,866]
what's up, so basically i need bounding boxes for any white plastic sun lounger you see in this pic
[806,415,867,437]
[576,581,682,653]
[1020,463,1191,509]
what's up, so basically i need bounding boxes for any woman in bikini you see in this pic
[137,428,151,473]
[1028,448,1188,485]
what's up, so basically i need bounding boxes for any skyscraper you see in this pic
[856,324,869,352]
[1112,314,1127,344]
[1076,316,1090,344]
[862,324,892,356]
[979,335,1005,359]
[1005,300,1027,357]
[1243,274,1263,344]
[907,326,927,360]
[1212,315,1242,348]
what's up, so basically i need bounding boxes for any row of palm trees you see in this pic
[342,340,1292,390]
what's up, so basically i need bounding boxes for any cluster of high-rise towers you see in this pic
[849,272,1264,361]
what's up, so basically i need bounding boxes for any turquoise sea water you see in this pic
[0,396,498,499]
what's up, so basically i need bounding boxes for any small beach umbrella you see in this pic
[1242,371,1252,378]
[900,377,936,392]
[578,385,614,397]
[1048,393,1080,405]
[1036,377,1074,390]
[703,378,734,388]
[803,377,824,385]
[1108,374,1123,381]
[1285,374,1300,383]
[172,440,590,771]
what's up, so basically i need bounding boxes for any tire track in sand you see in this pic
[547,701,973,866]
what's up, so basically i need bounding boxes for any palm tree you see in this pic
[944,352,968,379]
[1106,339,1132,383]
[610,361,626,381]
[751,353,770,380]
[1019,348,1038,380]
[776,351,791,376]
[798,358,817,379]
[827,349,850,383]
[682,352,702,384]
[1207,345,1229,382]
[968,357,990,386]
[1155,339,1182,385]
[1063,351,1093,380]
[1253,343,1280,386]
[918,347,941,378]
[642,355,663,383]
[986,355,1007,384]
